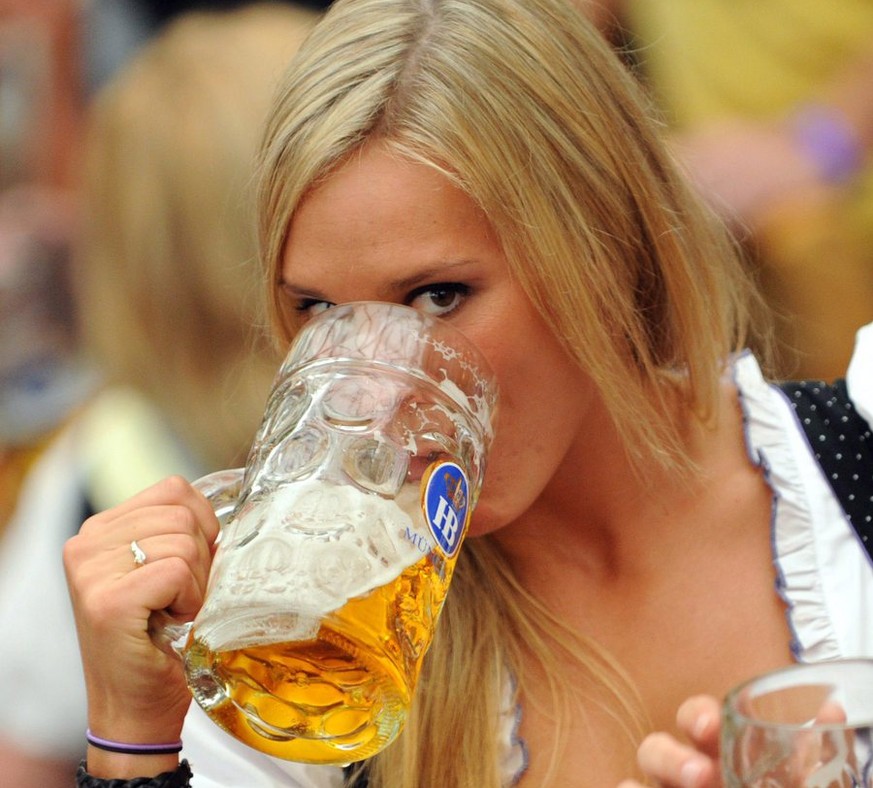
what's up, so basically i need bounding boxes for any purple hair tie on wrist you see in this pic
[790,104,862,184]
[86,729,183,755]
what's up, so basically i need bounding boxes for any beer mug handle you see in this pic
[148,467,245,656]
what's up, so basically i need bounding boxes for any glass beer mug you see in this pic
[721,659,873,786]
[152,301,497,764]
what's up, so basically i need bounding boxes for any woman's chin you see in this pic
[466,502,509,539]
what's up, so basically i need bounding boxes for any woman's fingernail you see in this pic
[680,759,705,787]
[692,711,714,739]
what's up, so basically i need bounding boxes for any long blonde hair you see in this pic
[256,0,769,783]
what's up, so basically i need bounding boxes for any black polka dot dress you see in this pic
[778,380,873,551]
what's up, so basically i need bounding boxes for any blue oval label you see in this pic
[421,461,470,559]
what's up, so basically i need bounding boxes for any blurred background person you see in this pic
[0,186,90,538]
[1,0,87,539]
[0,3,318,785]
[580,0,873,380]
[79,0,334,97]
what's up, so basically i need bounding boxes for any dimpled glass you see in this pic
[156,301,497,763]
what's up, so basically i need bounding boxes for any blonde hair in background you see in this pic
[256,0,772,783]
[75,2,319,470]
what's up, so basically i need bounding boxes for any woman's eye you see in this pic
[408,284,470,317]
[295,298,334,317]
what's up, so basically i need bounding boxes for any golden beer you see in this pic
[184,550,452,764]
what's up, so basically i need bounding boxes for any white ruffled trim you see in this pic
[734,339,873,663]
[499,675,528,786]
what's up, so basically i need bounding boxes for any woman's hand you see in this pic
[63,476,220,776]
[617,695,723,788]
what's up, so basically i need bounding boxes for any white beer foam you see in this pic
[195,479,429,651]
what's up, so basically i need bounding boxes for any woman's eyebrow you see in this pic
[278,280,329,301]
[389,258,479,291]
[282,258,480,299]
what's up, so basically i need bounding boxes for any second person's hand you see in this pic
[617,695,723,788]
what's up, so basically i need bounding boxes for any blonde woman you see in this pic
[65,0,873,786]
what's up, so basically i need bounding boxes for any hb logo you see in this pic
[423,461,470,558]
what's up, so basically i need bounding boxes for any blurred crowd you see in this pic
[0,1,324,785]
[581,0,873,377]
[0,0,871,786]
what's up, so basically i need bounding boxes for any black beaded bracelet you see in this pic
[76,759,192,788]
